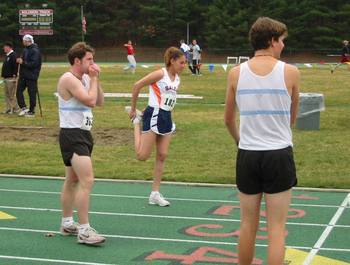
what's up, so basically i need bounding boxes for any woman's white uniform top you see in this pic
[148,68,180,111]
[58,72,93,130]
[236,61,292,150]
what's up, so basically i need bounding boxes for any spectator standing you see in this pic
[179,39,190,61]
[16,34,42,117]
[123,40,136,74]
[331,40,350,73]
[340,40,350,63]
[180,39,195,74]
[191,39,201,75]
[1,42,19,114]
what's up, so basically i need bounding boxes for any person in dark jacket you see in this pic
[16,34,42,117]
[1,42,19,114]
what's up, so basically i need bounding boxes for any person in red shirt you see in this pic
[123,40,136,74]
[331,40,350,73]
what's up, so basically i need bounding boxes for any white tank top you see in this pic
[148,68,180,111]
[58,72,93,129]
[236,61,292,150]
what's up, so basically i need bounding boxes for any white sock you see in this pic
[61,216,74,227]
[151,191,159,196]
[79,223,90,232]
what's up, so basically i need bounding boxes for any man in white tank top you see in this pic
[57,42,105,245]
[224,17,300,265]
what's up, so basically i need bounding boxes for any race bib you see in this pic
[81,112,93,131]
[160,92,176,111]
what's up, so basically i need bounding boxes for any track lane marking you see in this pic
[0,205,349,228]
[302,193,350,265]
[0,188,347,208]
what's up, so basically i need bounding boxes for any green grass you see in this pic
[0,63,349,188]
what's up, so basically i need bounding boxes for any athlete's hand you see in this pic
[128,108,136,120]
[88,63,100,78]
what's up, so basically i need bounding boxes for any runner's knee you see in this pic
[156,152,167,162]
[136,152,151,161]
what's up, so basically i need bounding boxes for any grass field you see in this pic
[0,62,349,188]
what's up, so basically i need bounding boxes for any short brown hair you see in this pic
[164,47,184,67]
[67,42,95,65]
[249,17,288,51]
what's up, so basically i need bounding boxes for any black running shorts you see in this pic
[236,146,297,194]
[59,128,94,167]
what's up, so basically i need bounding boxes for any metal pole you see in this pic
[186,22,189,44]
[81,5,84,42]
[37,87,43,118]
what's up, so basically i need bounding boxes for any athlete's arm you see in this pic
[96,80,104,107]
[224,66,240,145]
[59,65,100,107]
[129,69,163,119]
[285,64,300,126]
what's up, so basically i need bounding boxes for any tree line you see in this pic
[0,0,349,51]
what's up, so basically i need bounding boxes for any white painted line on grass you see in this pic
[0,205,349,228]
[53,92,203,99]
[302,193,350,265]
[0,188,348,209]
[0,255,116,265]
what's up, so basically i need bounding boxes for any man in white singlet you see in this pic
[57,42,105,245]
[225,17,300,265]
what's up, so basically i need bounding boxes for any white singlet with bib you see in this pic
[58,72,93,131]
[148,68,180,111]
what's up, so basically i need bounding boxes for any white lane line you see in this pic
[1,174,350,193]
[0,188,238,204]
[302,193,350,265]
[0,255,116,265]
[320,247,350,252]
[0,205,349,228]
[0,226,312,250]
[0,188,347,208]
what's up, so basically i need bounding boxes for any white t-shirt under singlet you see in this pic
[236,60,292,150]
[148,68,180,111]
[58,72,93,130]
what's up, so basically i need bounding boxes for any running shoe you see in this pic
[18,107,29,116]
[77,227,106,245]
[60,222,78,236]
[149,192,170,207]
[125,106,142,124]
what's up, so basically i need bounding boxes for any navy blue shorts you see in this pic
[142,106,174,135]
[236,146,297,194]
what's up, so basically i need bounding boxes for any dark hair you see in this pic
[67,42,95,65]
[4,42,13,48]
[164,47,185,67]
[249,17,288,51]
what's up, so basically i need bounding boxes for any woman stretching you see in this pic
[126,47,186,206]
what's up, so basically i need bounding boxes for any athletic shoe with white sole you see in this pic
[60,223,79,236]
[125,106,142,124]
[18,107,29,116]
[24,111,35,118]
[149,192,170,207]
[77,227,105,245]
